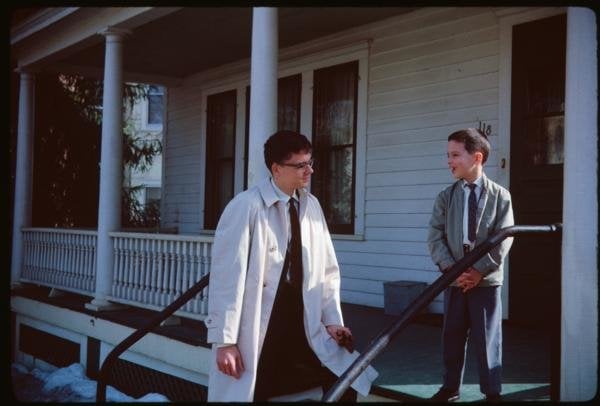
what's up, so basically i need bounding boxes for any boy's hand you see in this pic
[457,268,483,293]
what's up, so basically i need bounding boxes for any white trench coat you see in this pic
[205,177,378,401]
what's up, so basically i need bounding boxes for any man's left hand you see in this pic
[326,325,354,353]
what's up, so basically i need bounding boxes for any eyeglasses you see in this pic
[278,158,314,170]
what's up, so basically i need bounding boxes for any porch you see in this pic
[11,283,551,402]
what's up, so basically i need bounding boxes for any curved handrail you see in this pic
[96,273,210,402]
[322,223,562,401]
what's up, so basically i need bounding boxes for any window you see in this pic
[244,74,302,189]
[145,187,161,206]
[204,90,237,229]
[147,85,164,126]
[311,61,358,235]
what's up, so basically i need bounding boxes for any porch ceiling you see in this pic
[51,7,415,81]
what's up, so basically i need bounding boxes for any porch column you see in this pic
[10,71,35,287]
[561,7,597,401]
[86,28,129,311]
[247,7,278,187]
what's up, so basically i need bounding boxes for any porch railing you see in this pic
[19,228,213,320]
[21,228,98,295]
[108,232,213,319]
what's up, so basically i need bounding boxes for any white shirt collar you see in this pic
[270,177,297,203]
[462,175,483,189]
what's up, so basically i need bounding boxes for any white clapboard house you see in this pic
[10,6,597,401]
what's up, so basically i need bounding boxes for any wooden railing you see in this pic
[21,228,97,295]
[108,232,213,319]
[19,228,214,319]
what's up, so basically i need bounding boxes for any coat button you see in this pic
[263,283,267,288]
[269,246,277,252]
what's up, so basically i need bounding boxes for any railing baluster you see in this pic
[181,241,189,312]
[192,241,201,314]
[142,238,151,304]
[133,237,141,302]
[112,236,121,297]
[201,241,210,314]
[126,237,135,300]
[74,234,81,290]
[163,241,172,306]
[155,240,162,306]
[91,234,98,292]
[161,240,170,307]
[85,234,91,290]
[149,239,158,307]
[67,233,74,289]
[174,241,182,302]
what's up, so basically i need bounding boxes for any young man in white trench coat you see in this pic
[205,131,378,401]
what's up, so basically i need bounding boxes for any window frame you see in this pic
[195,41,369,237]
[141,85,165,131]
[289,44,368,239]
[311,60,359,235]
[203,89,237,230]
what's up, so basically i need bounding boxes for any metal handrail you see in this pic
[322,223,562,401]
[96,273,210,402]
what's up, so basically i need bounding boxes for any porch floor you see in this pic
[344,303,552,402]
[12,285,551,402]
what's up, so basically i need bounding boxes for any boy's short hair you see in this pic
[264,130,312,172]
[448,128,490,164]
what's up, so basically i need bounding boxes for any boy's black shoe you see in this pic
[430,388,460,402]
[485,393,502,402]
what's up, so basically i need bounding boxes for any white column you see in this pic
[247,7,278,188]
[561,7,597,401]
[10,71,35,287]
[86,28,129,311]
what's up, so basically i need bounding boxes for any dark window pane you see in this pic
[525,116,564,166]
[526,69,565,115]
[323,147,353,226]
[312,61,358,234]
[217,161,234,215]
[278,74,301,132]
[244,74,301,189]
[205,90,236,229]
[147,86,164,125]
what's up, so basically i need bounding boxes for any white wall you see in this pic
[161,85,204,234]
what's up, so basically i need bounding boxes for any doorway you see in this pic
[508,13,565,400]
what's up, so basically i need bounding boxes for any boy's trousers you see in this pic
[441,285,502,396]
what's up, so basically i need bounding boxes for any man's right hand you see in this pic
[216,344,245,379]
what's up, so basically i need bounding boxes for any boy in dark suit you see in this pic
[428,128,514,402]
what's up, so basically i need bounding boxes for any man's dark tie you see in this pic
[467,183,477,243]
[288,198,303,290]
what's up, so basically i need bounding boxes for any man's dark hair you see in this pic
[448,128,490,164]
[264,130,312,172]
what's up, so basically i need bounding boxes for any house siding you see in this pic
[163,7,509,312]
[162,86,204,234]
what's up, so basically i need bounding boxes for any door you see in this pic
[509,14,565,400]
